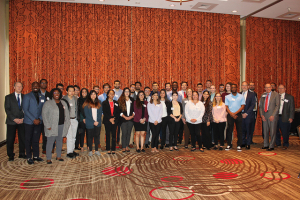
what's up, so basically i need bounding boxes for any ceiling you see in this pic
[34,0,300,21]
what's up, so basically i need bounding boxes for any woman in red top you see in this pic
[221,82,232,102]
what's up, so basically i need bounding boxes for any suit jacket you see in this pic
[280,93,295,123]
[133,100,149,123]
[259,91,280,118]
[40,90,51,101]
[102,100,120,124]
[167,101,183,117]
[119,97,135,124]
[23,92,45,125]
[42,99,70,137]
[5,93,24,125]
[240,90,256,118]
[84,105,103,129]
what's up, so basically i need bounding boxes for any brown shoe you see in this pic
[129,144,134,148]
[52,149,54,154]
[282,146,288,150]
[98,144,101,148]
[42,150,46,154]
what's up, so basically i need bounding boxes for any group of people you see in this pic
[5,79,295,165]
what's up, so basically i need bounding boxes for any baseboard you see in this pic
[0,140,6,147]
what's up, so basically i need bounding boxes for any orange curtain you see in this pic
[131,7,240,88]
[246,17,300,135]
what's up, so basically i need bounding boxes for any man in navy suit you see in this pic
[240,81,256,149]
[23,82,45,164]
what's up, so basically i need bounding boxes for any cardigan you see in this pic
[84,105,102,129]
[133,100,149,123]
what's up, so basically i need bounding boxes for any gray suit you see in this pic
[259,91,280,148]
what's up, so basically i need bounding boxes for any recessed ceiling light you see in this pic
[170,4,175,7]
[299,17,300,19]
[99,0,105,1]
[232,10,238,13]
[219,0,228,1]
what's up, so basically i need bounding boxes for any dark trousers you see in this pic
[227,113,243,147]
[213,122,226,146]
[187,123,202,148]
[41,123,47,151]
[116,121,121,143]
[160,117,169,147]
[6,124,26,157]
[201,122,211,149]
[249,111,257,143]
[169,117,180,146]
[178,119,184,143]
[24,123,42,159]
[104,122,117,151]
[87,126,101,151]
[242,115,254,145]
[121,121,134,148]
[276,116,291,147]
[76,121,87,148]
[149,122,162,148]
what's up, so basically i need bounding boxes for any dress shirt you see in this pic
[113,89,123,101]
[120,99,133,116]
[242,90,248,101]
[279,93,285,115]
[210,93,216,102]
[98,93,107,103]
[264,91,272,111]
[185,101,205,124]
[147,103,163,123]
[15,92,22,105]
[160,100,168,118]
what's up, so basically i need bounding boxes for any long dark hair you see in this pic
[106,89,115,101]
[136,91,145,109]
[201,91,210,110]
[150,92,161,104]
[118,87,130,112]
[82,90,101,109]
[80,88,89,98]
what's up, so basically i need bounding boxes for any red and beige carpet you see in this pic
[0,136,299,200]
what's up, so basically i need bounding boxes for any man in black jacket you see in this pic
[4,82,26,161]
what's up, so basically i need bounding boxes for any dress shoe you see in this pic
[8,157,14,161]
[98,144,101,148]
[266,148,274,151]
[47,160,52,164]
[282,146,288,150]
[75,147,81,150]
[56,158,64,161]
[27,158,34,165]
[136,149,141,153]
[241,144,246,148]
[141,149,145,152]
[73,151,79,156]
[19,154,27,159]
[160,146,164,150]
[52,149,55,154]
[66,153,74,158]
[261,146,269,149]
[251,142,257,145]
[33,157,44,162]
[165,144,169,148]
[246,145,250,149]
[145,144,149,148]
[129,144,134,148]
[42,150,46,154]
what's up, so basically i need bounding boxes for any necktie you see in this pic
[17,94,21,109]
[184,92,187,98]
[264,94,269,112]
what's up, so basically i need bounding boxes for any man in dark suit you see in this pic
[259,83,280,151]
[23,82,45,164]
[40,79,51,154]
[249,82,258,144]
[4,82,26,161]
[276,84,295,149]
[240,81,256,149]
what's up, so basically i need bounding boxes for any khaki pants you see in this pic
[100,115,106,147]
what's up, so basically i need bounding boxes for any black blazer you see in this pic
[119,97,134,123]
[5,93,24,125]
[167,101,183,117]
[240,90,256,118]
[102,99,120,124]
[280,93,295,123]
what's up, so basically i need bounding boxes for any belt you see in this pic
[70,117,76,119]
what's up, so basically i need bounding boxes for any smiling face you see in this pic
[82,89,87,98]
[114,82,120,89]
[181,83,187,91]
[139,92,144,101]
[14,82,23,94]
[197,84,203,93]
[192,92,199,101]
[145,88,151,97]
[210,85,216,93]
[187,89,192,98]
[91,92,97,101]
[67,87,75,97]
[152,93,159,101]
[203,91,209,100]
[172,93,178,101]
[219,85,224,92]
[165,84,171,91]
[74,87,80,96]
[32,82,40,93]
[53,90,61,100]
[108,90,115,100]
[124,89,130,97]
[242,82,248,92]
[215,93,222,103]
[265,84,272,93]
[160,90,166,99]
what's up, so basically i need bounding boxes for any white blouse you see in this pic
[185,101,205,124]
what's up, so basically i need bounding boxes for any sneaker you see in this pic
[225,146,231,151]
[95,151,101,156]
[88,151,93,156]
[237,146,242,152]
[73,151,79,157]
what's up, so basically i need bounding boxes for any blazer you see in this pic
[119,97,135,123]
[181,98,191,120]
[259,91,280,118]
[279,93,295,123]
[5,93,25,125]
[77,97,87,122]
[167,101,183,117]
[84,105,103,129]
[23,92,45,125]
[42,99,70,137]
[102,99,120,124]
[240,90,256,118]
[133,100,149,123]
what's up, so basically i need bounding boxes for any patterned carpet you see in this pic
[0,136,299,200]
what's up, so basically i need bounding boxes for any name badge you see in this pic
[115,103,118,106]
[170,97,172,100]
[171,107,174,110]
[284,99,289,102]
[63,106,65,109]
[47,97,50,100]
[143,104,146,107]
[70,103,73,106]
[185,101,188,103]
[217,106,221,109]
[232,98,235,101]
[262,95,266,97]
[41,99,45,103]
[130,100,132,103]
[115,95,118,97]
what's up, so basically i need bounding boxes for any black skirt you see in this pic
[134,121,147,132]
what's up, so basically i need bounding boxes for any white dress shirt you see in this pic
[120,99,133,117]
[279,93,285,115]
[160,100,168,118]
[15,92,22,105]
